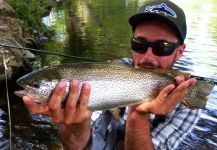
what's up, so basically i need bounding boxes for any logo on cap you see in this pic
[145,3,177,18]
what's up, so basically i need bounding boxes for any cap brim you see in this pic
[129,13,183,42]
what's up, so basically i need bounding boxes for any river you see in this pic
[1,0,217,149]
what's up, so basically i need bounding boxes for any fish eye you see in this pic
[31,82,40,88]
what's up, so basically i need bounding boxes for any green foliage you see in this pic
[6,0,54,37]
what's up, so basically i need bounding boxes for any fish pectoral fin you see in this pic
[185,81,214,109]
[206,95,210,100]
[182,96,207,110]
[182,99,192,109]
[109,108,121,120]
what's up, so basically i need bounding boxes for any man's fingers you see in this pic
[172,79,192,94]
[166,79,194,106]
[49,81,66,123]
[135,78,196,115]
[65,80,80,110]
[135,102,152,113]
[68,82,92,123]
[187,78,197,86]
[23,96,50,115]
[64,80,80,123]
[179,89,188,99]
[157,84,175,104]
[78,83,91,110]
[175,75,185,85]
[135,84,175,113]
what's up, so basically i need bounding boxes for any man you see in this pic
[23,0,199,149]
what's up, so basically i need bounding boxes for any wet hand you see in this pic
[135,75,197,115]
[23,80,92,124]
[23,80,92,148]
[125,104,154,149]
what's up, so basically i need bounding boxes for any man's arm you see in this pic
[23,80,92,150]
[59,120,91,150]
[125,76,197,149]
[125,108,154,150]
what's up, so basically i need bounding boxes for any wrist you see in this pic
[58,121,91,150]
[125,112,154,150]
[127,111,151,129]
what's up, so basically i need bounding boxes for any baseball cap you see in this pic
[129,0,187,43]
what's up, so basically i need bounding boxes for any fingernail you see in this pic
[170,84,175,89]
[23,96,32,104]
[178,75,184,80]
[58,81,66,89]
[71,80,79,86]
[189,80,197,86]
[23,96,29,102]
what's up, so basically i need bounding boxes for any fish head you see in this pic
[16,68,57,87]
[15,69,59,103]
[15,79,57,103]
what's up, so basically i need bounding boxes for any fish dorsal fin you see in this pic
[134,66,191,80]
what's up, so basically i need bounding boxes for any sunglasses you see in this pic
[131,37,180,56]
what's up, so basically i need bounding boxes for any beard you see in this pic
[137,61,160,69]
[132,56,177,70]
[132,60,161,70]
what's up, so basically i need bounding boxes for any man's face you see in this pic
[132,21,186,70]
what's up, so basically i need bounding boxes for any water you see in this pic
[1,0,217,149]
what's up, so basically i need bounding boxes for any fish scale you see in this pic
[15,62,215,110]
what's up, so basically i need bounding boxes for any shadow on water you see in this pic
[1,0,217,149]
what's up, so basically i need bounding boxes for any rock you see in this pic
[0,0,15,14]
[0,1,36,82]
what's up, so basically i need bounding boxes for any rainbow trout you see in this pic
[15,62,215,111]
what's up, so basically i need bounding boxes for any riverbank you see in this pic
[0,0,55,82]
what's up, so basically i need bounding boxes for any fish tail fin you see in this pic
[183,80,214,109]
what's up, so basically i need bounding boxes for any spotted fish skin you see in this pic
[14,62,214,110]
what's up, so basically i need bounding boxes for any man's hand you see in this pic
[135,75,197,115]
[125,105,154,150]
[125,76,197,150]
[23,80,92,150]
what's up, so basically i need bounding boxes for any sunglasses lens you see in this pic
[131,38,148,53]
[153,42,176,56]
[131,37,178,56]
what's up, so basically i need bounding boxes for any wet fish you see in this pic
[14,62,215,111]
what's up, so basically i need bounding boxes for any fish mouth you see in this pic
[14,85,49,104]
[14,85,34,98]
[14,90,27,98]
[15,77,28,98]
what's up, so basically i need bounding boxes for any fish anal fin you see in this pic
[109,108,121,120]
